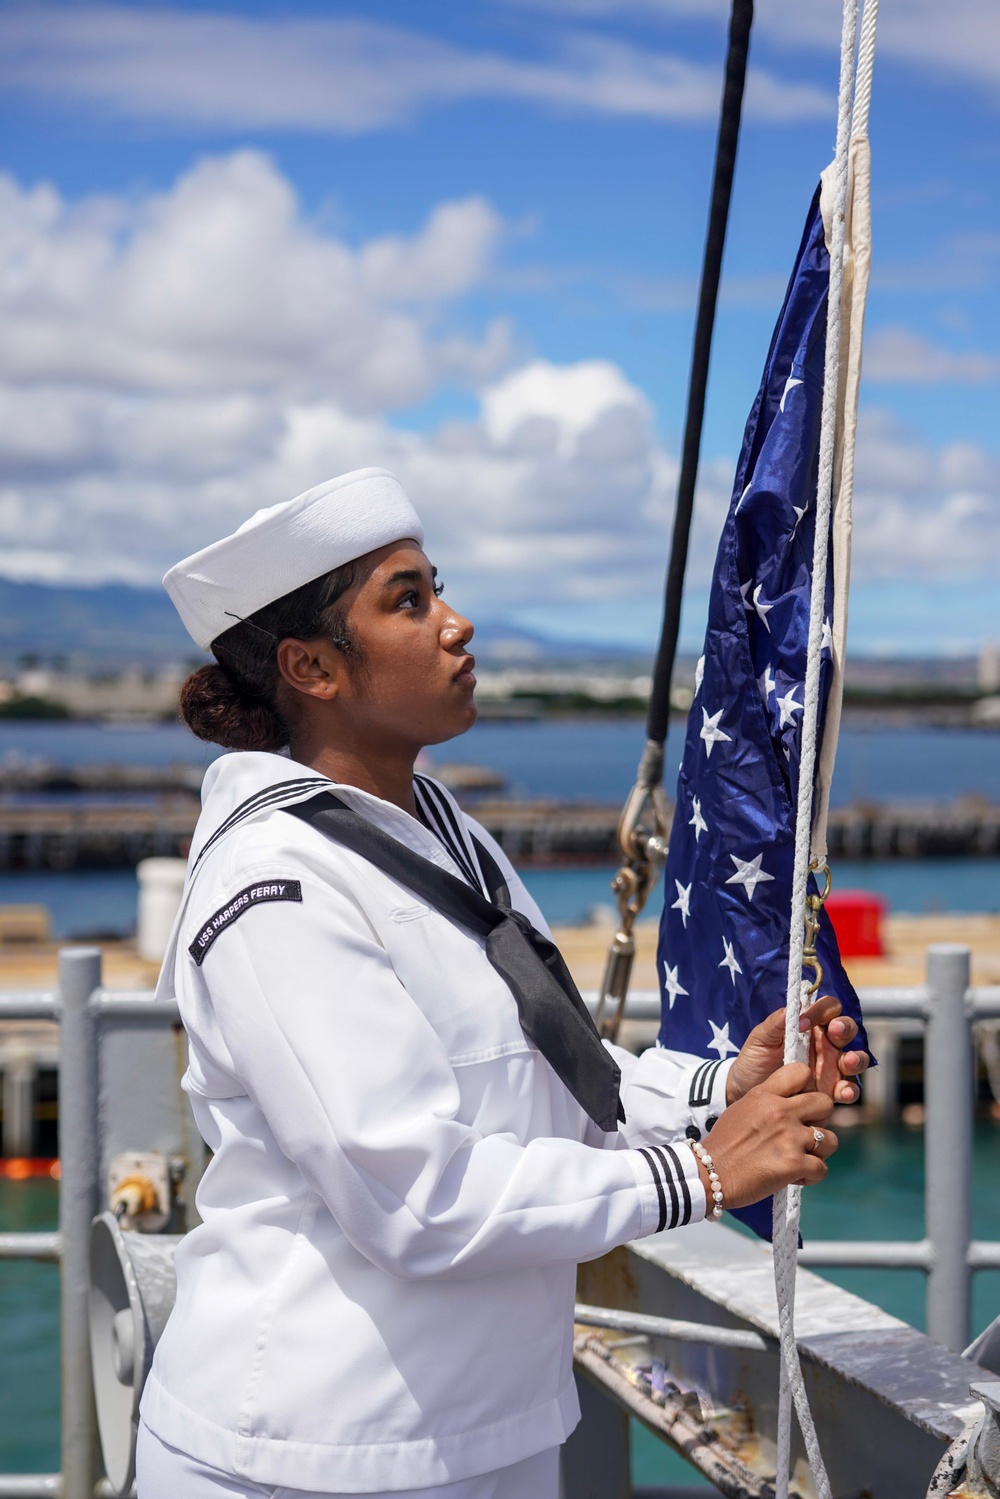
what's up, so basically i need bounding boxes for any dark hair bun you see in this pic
[179,663,288,752]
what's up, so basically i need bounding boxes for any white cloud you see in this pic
[509,0,1000,92]
[851,409,1000,582]
[480,359,649,457]
[0,365,690,603]
[0,154,693,600]
[864,327,1000,383]
[0,153,509,410]
[0,5,831,133]
[759,0,1000,92]
[0,153,993,653]
[873,232,1000,298]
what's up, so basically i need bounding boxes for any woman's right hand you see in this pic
[700,1063,838,1210]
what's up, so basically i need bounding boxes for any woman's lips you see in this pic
[453,655,477,686]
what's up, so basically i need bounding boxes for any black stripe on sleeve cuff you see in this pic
[689,1058,723,1108]
[662,1143,693,1226]
[638,1147,668,1233]
[649,1145,681,1230]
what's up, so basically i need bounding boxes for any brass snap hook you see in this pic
[802,858,832,996]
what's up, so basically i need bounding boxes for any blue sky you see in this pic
[0,0,996,655]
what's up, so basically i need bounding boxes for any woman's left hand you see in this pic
[725,996,869,1107]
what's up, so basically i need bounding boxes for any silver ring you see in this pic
[809,1128,826,1152]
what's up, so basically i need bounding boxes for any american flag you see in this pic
[657,184,871,1240]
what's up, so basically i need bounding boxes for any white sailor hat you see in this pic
[163,467,424,651]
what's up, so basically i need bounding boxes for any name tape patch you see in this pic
[189,880,303,965]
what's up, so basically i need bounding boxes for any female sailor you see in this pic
[138,467,868,1499]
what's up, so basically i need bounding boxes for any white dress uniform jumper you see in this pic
[149,466,732,1496]
[139,752,732,1495]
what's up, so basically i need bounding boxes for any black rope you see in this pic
[645,0,754,751]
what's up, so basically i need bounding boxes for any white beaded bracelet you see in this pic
[690,1139,724,1221]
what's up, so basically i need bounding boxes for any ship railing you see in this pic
[0,942,995,1496]
[0,952,179,1499]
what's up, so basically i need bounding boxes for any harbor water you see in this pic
[3,719,1000,933]
[2,719,1000,1486]
[4,718,1000,806]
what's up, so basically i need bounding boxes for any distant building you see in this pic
[5,667,186,721]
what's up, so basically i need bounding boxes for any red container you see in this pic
[825,890,886,958]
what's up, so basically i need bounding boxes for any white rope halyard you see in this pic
[771,2,878,1495]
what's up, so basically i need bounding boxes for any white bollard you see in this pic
[136,858,186,962]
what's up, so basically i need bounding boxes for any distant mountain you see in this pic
[0,578,193,667]
[0,577,650,670]
[0,576,970,681]
[469,621,649,668]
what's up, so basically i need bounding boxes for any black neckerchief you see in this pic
[283,791,623,1133]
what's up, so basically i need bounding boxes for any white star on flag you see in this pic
[662,962,690,1010]
[699,707,731,758]
[672,880,692,927]
[708,1019,740,1059]
[751,584,773,632]
[779,375,803,412]
[694,655,705,695]
[821,617,833,652]
[741,580,773,632]
[758,664,776,700]
[776,686,803,729]
[725,852,776,902]
[719,938,742,984]
[689,797,708,841]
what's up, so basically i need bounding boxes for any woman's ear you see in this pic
[275,637,344,701]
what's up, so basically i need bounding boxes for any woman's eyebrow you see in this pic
[383,566,438,589]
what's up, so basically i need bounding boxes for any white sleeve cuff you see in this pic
[626,1143,707,1237]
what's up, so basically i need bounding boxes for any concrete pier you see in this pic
[3,794,1000,868]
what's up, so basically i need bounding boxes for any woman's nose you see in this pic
[441,610,474,648]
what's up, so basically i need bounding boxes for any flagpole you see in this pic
[595,0,753,1043]
[645,0,754,751]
